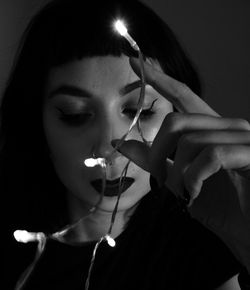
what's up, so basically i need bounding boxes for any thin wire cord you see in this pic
[14,237,47,290]
[14,165,107,289]
[51,165,107,243]
[108,160,131,235]
[85,237,105,290]
[84,161,131,290]
[137,120,150,145]
[107,49,146,159]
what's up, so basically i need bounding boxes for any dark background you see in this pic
[0,0,249,121]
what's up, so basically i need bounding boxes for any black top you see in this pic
[11,186,242,290]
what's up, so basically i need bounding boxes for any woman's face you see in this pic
[43,55,173,216]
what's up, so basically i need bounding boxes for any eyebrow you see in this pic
[119,80,141,95]
[48,80,142,99]
[48,85,92,99]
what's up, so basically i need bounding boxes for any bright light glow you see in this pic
[113,18,140,51]
[114,20,128,36]
[105,235,116,247]
[14,230,39,243]
[84,158,106,168]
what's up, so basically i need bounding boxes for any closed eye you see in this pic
[57,108,93,126]
[123,108,155,120]
[123,99,158,121]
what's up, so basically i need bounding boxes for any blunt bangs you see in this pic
[25,0,201,95]
[28,0,158,67]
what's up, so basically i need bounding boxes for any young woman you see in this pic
[1,0,249,289]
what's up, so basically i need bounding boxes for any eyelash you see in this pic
[123,99,157,121]
[57,99,157,126]
[123,108,154,120]
[57,108,93,126]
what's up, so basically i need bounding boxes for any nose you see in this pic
[95,138,117,162]
[94,113,123,162]
[91,110,133,179]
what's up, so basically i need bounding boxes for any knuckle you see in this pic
[205,145,224,166]
[163,112,184,132]
[178,133,194,148]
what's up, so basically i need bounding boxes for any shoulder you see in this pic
[143,185,242,289]
[215,275,241,290]
[170,207,242,289]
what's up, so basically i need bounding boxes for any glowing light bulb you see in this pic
[114,20,127,36]
[84,158,106,168]
[113,19,139,51]
[105,235,116,247]
[13,230,45,243]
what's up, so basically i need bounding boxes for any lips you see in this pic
[91,177,135,197]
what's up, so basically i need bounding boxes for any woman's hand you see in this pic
[113,57,250,271]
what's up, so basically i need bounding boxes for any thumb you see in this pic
[111,139,151,173]
[111,139,173,187]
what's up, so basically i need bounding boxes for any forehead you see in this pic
[46,55,139,93]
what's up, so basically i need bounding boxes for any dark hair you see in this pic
[0,0,202,233]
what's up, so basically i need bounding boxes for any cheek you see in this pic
[42,110,89,179]
[43,123,95,196]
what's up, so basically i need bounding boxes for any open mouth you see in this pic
[91,177,135,196]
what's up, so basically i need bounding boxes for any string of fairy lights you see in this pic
[13,19,149,290]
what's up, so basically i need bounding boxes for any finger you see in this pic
[130,57,219,116]
[111,139,172,185]
[150,113,250,173]
[184,145,250,202]
[169,130,250,198]
[112,139,151,172]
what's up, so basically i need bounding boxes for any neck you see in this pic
[64,197,137,243]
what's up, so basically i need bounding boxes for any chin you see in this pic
[67,174,150,214]
[97,185,149,212]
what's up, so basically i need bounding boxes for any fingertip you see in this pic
[180,189,196,208]
[190,189,199,200]
[186,190,200,207]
